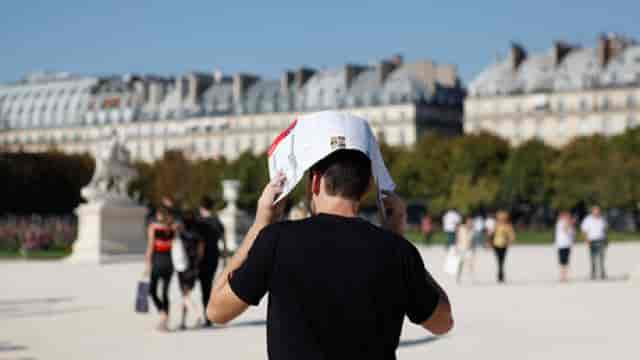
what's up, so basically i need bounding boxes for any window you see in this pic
[556,99,564,113]
[579,98,588,111]
[601,97,609,110]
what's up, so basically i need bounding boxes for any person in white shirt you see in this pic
[472,215,485,249]
[580,206,608,280]
[442,209,461,249]
[455,216,475,284]
[554,211,575,282]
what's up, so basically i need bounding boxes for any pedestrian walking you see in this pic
[580,206,608,280]
[443,208,461,249]
[455,216,475,283]
[144,207,175,331]
[555,211,576,282]
[491,211,515,283]
[196,196,226,327]
[472,214,485,249]
[206,112,452,358]
[176,211,205,329]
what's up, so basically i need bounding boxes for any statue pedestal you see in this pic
[68,202,147,264]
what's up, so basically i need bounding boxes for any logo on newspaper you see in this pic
[330,136,346,150]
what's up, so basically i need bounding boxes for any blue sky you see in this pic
[0,0,638,84]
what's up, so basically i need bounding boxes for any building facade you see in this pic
[0,56,464,161]
[465,35,640,147]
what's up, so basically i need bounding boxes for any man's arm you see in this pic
[382,191,453,335]
[421,273,454,335]
[207,174,285,324]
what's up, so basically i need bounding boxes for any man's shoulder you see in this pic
[263,216,406,243]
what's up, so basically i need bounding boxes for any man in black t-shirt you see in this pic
[207,150,453,359]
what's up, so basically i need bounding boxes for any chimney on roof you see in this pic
[148,82,164,105]
[390,54,403,66]
[509,43,527,70]
[174,76,190,101]
[185,73,213,104]
[232,73,259,103]
[294,67,315,89]
[345,64,367,88]
[552,41,575,66]
[435,64,458,88]
[213,69,223,83]
[597,33,631,67]
[280,71,294,93]
[377,60,398,84]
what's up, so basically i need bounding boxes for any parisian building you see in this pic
[0,55,464,161]
[465,34,640,147]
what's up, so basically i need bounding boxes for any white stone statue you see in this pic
[81,130,137,205]
[70,129,147,264]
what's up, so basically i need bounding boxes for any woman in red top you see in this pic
[145,207,175,331]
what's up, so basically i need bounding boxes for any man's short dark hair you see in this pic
[310,150,372,201]
[200,195,215,210]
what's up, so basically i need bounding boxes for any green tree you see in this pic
[548,136,610,209]
[499,139,556,208]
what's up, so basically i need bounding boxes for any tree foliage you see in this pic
[4,129,640,217]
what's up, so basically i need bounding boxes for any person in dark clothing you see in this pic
[207,148,453,359]
[144,207,175,332]
[177,211,205,329]
[197,196,226,327]
[162,195,183,223]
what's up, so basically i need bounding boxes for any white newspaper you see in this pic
[267,111,395,206]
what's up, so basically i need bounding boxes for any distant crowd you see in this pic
[422,205,610,284]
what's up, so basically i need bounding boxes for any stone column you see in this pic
[218,180,250,251]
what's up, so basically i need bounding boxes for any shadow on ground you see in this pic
[465,274,628,287]
[398,336,439,348]
[179,319,267,332]
[0,296,101,319]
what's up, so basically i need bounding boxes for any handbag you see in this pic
[443,248,461,276]
[134,275,150,313]
[171,233,189,272]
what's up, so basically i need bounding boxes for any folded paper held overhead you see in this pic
[267,111,396,207]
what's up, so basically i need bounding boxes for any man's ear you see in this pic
[311,172,322,195]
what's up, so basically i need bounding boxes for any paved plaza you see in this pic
[1,243,639,360]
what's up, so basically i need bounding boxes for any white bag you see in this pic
[171,234,189,272]
[443,249,461,276]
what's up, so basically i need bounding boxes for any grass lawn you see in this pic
[0,247,71,260]
[405,229,639,245]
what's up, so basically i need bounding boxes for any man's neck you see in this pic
[314,197,359,218]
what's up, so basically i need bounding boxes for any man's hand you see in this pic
[255,172,287,227]
[381,190,406,236]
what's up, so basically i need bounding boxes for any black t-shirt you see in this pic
[230,213,440,360]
